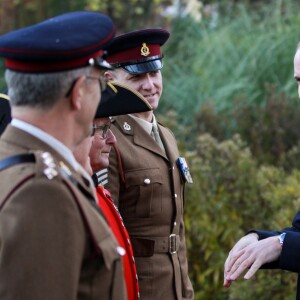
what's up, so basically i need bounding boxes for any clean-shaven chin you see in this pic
[144,94,159,108]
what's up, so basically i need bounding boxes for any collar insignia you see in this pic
[123,122,131,131]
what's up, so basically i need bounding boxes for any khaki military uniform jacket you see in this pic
[107,115,194,300]
[0,125,126,300]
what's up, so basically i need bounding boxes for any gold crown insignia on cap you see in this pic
[141,43,150,56]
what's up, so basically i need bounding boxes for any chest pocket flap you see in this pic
[124,168,163,217]
[125,168,162,188]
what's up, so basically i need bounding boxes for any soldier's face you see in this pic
[73,136,93,175]
[294,48,300,98]
[89,117,116,173]
[107,69,163,111]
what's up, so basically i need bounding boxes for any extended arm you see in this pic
[224,233,282,288]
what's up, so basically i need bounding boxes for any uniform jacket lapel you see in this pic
[158,123,180,164]
[114,115,169,160]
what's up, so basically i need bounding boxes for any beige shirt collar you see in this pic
[128,114,157,135]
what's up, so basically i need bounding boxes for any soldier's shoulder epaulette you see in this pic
[0,151,64,210]
[34,151,60,180]
[0,151,62,181]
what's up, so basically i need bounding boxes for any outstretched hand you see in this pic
[224,233,282,288]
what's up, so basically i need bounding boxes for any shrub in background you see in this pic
[154,3,300,294]
[161,0,300,127]
[193,84,300,166]
[182,133,300,299]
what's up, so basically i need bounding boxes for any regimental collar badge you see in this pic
[123,122,131,131]
[141,43,150,56]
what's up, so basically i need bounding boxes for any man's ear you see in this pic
[70,76,86,111]
[104,71,114,81]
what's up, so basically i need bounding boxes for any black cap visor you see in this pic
[96,81,152,118]
[122,59,163,74]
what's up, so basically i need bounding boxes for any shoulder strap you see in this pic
[0,153,35,171]
[0,153,101,213]
[0,152,110,257]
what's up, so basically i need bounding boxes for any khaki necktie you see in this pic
[152,123,165,152]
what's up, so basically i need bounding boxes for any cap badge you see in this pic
[123,122,131,131]
[141,43,150,57]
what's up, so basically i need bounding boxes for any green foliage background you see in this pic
[2,0,300,299]
[158,1,300,298]
[185,134,300,299]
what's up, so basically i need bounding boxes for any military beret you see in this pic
[0,92,11,135]
[96,81,152,118]
[0,11,115,73]
[105,28,170,74]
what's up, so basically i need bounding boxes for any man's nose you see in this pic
[106,129,116,144]
[142,74,155,89]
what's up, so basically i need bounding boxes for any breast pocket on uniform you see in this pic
[125,168,163,217]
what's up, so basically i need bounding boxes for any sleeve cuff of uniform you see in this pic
[279,231,300,273]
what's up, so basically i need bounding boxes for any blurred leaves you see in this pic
[192,84,300,165]
[161,0,300,127]
[0,0,173,34]
[183,132,300,299]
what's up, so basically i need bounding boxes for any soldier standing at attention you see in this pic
[104,29,194,300]
[0,11,127,300]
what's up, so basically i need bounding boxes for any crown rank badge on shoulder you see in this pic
[177,157,193,184]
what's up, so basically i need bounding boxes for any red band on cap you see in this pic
[5,50,104,72]
[107,44,161,64]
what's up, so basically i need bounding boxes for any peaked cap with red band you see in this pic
[105,28,170,74]
[0,11,115,73]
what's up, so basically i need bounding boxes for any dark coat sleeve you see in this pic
[250,210,300,272]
